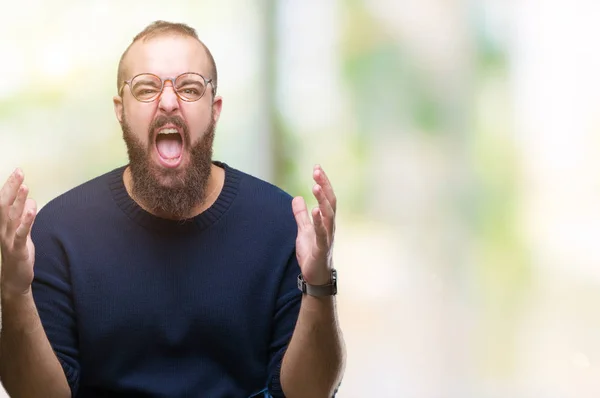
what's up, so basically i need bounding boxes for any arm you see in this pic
[280,295,345,397]
[0,169,70,397]
[281,165,346,397]
[1,291,70,397]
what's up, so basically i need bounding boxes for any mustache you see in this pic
[149,115,189,140]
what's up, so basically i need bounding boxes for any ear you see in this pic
[211,95,223,125]
[113,95,124,123]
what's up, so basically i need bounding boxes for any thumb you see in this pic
[292,196,312,232]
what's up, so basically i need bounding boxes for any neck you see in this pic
[123,163,225,220]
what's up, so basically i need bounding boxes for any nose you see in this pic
[158,81,180,114]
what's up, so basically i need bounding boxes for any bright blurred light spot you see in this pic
[571,352,591,369]
[0,42,26,98]
[41,42,73,79]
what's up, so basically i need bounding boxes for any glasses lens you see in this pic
[175,73,206,101]
[130,74,162,101]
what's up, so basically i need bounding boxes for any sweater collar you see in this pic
[108,161,240,233]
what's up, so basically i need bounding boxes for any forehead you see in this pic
[124,35,210,79]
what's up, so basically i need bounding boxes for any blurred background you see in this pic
[2,0,600,396]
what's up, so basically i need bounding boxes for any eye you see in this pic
[134,86,160,94]
[181,88,199,95]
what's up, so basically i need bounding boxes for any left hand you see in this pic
[292,165,337,286]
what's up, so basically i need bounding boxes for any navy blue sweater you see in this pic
[31,162,302,398]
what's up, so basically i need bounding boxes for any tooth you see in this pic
[158,128,178,135]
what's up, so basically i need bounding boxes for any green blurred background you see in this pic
[2,0,600,396]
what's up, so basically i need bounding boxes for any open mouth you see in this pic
[155,127,184,167]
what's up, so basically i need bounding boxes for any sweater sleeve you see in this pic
[267,250,302,398]
[31,218,81,396]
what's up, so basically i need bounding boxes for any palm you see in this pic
[0,169,38,296]
[19,237,36,282]
[296,227,325,272]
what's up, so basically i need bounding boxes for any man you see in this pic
[0,21,345,397]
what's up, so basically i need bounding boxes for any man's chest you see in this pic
[68,240,277,375]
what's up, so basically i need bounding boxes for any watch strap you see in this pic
[297,269,337,297]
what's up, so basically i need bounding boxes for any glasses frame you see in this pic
[119,72,216,102]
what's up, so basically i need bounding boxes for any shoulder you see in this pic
[34,166,125,230]
[220,162,297,227]
[222,162,294,204]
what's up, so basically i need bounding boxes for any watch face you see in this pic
[331,269,338,295]
[297,274,306,293]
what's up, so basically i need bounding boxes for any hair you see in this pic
[117,20,218,95]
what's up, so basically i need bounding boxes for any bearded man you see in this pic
[0,21,345,398]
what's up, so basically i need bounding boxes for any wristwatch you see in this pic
[297,269,337,297]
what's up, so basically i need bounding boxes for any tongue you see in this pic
[156,135,183,159]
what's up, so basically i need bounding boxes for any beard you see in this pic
[120,112,216,219]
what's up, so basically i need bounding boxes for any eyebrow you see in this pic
[133,82,161,92]
[177,78,203,86]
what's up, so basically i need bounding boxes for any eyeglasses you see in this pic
[119,72,215,102]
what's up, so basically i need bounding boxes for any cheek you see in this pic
[124,106,155,140]
[182,106,212,137]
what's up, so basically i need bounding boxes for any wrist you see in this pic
[298,269,337,297]
[1,282,32,302]
[0,286,41,335]
[301,267,333,286]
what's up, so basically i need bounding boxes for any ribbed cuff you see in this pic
[58,356,79,397]
[267,359,285,398]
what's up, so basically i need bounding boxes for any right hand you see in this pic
[0,168,37,297]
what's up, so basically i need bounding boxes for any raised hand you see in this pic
[0,168,37,297]
[292,165,336,286]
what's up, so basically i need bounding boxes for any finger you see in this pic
[292,196,312,232]
[313,184,335,235]
[0,169,25,218]
[14,199,37,248]
[312,207,329,250]
[313,165,337,212]
[6,184,29,237]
